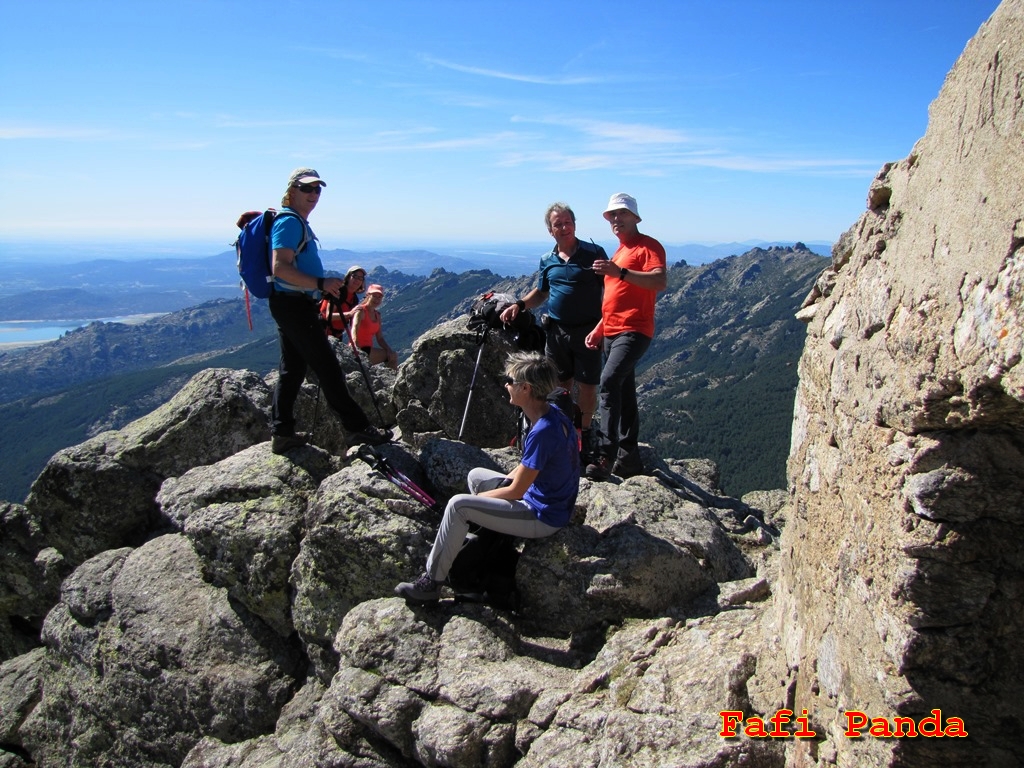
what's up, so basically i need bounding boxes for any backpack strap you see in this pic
[274,209,311,255]
[270,210,315,293]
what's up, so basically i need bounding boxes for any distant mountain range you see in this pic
[0,245,829,503]
[0,240,832,320]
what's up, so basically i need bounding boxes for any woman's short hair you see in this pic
[505,352,559,401]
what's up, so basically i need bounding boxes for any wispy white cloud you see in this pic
[212,115,345,129]
[502,115,875,177]
[496,151,617,172]
[513,115,691,146]
[345,130,524,153]
[0,125,115,140]
[497,146,875,177]
[296,46,372,63]
[422,56,603,85]
[152,141,215,151]
[676,154,875,174]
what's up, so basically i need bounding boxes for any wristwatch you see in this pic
[619,267,629,280]
[516,299,526,310]
[317,277,325,291]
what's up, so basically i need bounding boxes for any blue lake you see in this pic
[0,315,164,348]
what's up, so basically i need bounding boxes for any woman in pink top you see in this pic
[351,283,398,370]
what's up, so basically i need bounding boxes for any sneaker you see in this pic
[585,456,611,481]
[612,458,645,478]
[394,573,441,603]
[271,432,309,454]
[349,426,393,446]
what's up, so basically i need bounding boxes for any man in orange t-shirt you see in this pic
[584,193,667,480]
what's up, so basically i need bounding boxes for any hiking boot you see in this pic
[349,426,393,446]
[579,427,597,468]
[394,572,441,603]
[612,458,645,479]
[585,456,612,481]
[271,432,309,454]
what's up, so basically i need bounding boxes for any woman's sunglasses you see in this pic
[293,183,323,194]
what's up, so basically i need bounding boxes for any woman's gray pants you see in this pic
[426,467,562,581]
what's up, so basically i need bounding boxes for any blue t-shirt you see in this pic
[537,239,608,326]
[270,208,323,296]
[521,405,580,527]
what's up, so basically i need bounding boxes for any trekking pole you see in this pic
[458,326,489,441]
[355,445,438,511]
[382,456,438,509]
[310,383,322,440]
[330,295,389,428]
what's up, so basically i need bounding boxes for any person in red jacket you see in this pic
[584,193,667,480]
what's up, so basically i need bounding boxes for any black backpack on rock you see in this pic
[446,527,520,610]
[467,291,545,353]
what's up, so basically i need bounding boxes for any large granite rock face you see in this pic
[24,368,271,568]
[392,317,523,448]
[781,2,1024,766]
[0,341,775,765]
[20,535,303,768]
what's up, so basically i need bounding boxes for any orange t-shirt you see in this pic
[601,234,666,338]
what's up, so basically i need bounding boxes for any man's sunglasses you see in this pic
[293,183,323,194]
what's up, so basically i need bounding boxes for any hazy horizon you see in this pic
[3,236,835,266]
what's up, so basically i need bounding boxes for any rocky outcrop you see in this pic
[25,367,271,568]
[0,319,780,766]
[782,2,1024,765]
[2,4,1019,763]
[392,317,524,448]
[21,536,302,768]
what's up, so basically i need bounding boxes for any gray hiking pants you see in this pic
[426,468,562,582]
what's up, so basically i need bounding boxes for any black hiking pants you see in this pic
[598,331,651,467]
[269,291,371,437]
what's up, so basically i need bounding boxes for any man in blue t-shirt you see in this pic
[500,203,608,464]
[395,352,579,603]
[266,167,391,454]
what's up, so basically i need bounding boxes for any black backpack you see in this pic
[467,291,545,353]
[446,527,520,610]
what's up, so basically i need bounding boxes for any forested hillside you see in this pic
[639,245,826,493]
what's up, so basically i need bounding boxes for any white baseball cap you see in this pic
[287,167,327,187]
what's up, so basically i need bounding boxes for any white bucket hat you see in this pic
[603,192,640,221]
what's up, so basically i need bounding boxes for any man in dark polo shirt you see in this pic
[501,202,608,465]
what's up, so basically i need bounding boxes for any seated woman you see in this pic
[395,352,580,603]
[351,283,399,370]
[319,265,366,338]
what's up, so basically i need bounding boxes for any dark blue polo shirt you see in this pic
[537,240,608,327]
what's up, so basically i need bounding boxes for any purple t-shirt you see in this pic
[521,405,580,527]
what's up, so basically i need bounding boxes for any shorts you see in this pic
[545,321,602,385]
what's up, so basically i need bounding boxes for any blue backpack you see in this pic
[233,209,309,300]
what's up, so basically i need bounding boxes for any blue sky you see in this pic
[0,0,1002,255]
